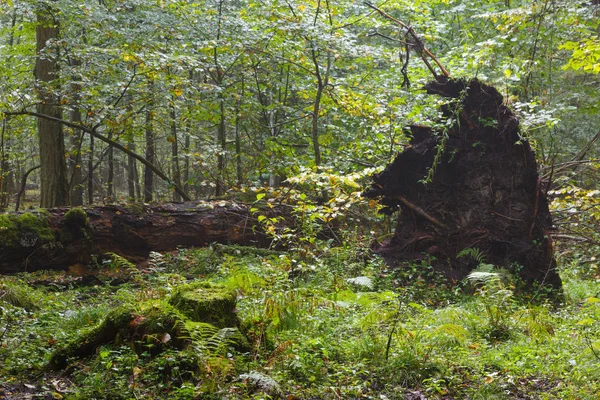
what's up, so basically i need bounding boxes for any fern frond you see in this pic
[467,271,501,283]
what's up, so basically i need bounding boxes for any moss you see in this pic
[49,283,244,370]
[0,211,55,248]
[60,207,92,242]
[0,214,19,247]
[0,280,43,311]
[49,301,189,369]
[49,305,134,369]
[63,207,89,227]
[169,282,238,328]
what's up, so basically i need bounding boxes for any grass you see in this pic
[0,242,599,399]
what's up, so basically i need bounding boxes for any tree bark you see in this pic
[35,9,69,208]
[0,202,272,274]
[68,59,84,206]
[107,131,114,202]
[144,108,155,203]
[170,101,182,202]
[88,135,94,205]
[127,141,136,202]
[216,99,226,197]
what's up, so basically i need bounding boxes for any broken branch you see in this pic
[364,2,450,79]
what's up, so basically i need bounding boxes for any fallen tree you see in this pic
[0,202,271,274]
[364,77,562,293]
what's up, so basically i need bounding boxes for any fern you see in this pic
[177,320,242,357]
[457,247,487,264]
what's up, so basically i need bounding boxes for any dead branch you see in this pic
[395,195,449,229]
[364,2,450,79]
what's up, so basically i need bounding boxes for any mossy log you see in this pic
[49,284,245,369]
[0,202,272,274]
[364,78,562,295]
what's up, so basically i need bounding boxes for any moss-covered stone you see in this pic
[0,211,55,248]
[60,207,92,242]
[169,282,238,328]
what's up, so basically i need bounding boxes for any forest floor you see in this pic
[1,235,599,399]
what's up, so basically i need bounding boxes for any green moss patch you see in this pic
[60,207,92,242]
[168,282,238,328]
[0,211,55,248]
[49,283,244,370]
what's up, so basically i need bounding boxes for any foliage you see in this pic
[0,237,599,398]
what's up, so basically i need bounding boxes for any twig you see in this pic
[551,234,588,242]
[395,195,449,229]
[490,211,522,222]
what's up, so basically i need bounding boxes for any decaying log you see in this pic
[0,202,271,274]
[364,78,562,294]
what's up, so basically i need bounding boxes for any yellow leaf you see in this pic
[174,88,183,97]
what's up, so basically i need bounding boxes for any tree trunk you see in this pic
[68,59,84,206]
[0,202,273,274]
[183,124,190,194]
[216,100,226,197]
[309,49,332,167]
[107,131,114,202]
[88,135,94,205]
[127,141,136,202]
[144,108,155,203]
[35,9,69,208]
[170,101,182,202]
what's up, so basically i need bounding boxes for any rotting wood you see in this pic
[0,202,275,274]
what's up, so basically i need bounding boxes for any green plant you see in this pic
[468,268,515,342]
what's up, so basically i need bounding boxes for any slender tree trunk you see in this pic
[35,9,69,208]
[134,162,141,201]
[127,141,136,202]
[0,118,7,211]
[170,101,182,202]
[88,135,94,205]
[216,99,226,197]
[310,49,332,167]
[69,62,84,206]
[144,108,155,203]
[107,131,114,202]
[183,121,190,194]
[235,77,244,185]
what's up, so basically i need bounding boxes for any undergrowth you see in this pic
[0,239,599,399]
[0,181,599,399]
